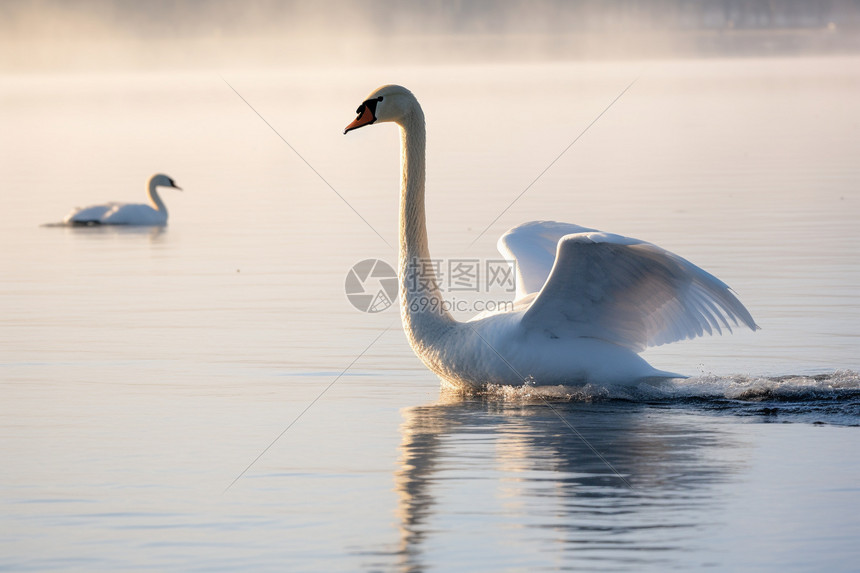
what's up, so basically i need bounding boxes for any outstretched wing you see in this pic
[516,228,758,352]
[497,221,598,299]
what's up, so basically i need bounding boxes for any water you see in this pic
[1,57,859,571]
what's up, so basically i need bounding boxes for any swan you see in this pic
[344,85,758,386]
[63,174,181,226]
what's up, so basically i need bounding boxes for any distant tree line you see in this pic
[359,0,859,33]
[3,0,859,37]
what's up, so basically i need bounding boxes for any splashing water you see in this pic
[460,370,860,425]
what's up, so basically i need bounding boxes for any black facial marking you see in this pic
[364,97,380,117]
[346,96,384,133]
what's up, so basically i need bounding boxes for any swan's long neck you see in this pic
[147,179,166,214]
[398,103,456,351]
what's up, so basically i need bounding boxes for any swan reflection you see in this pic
[393,390,747,572]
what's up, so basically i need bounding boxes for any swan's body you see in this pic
[64,174,181,226]
[345,85,758,387]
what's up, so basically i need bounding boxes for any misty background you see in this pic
[3,0,860,70]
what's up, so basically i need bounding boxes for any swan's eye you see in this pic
[377,96,383,102]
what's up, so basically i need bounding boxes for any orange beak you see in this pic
[344,103,376,134]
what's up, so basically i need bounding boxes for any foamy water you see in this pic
[478,371,860,428]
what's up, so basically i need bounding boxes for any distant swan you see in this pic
[344,85,759,387]
[64,174,181,226]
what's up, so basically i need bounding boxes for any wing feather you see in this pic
[497,221,597,299]
[512,227,758,351]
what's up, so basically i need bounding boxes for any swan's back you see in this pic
[100,203,165,225]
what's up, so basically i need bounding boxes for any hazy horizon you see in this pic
[3,0,860,71]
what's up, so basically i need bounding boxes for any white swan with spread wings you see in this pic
[345,85,758,387]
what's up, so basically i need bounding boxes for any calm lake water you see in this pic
[1,57,859,571]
